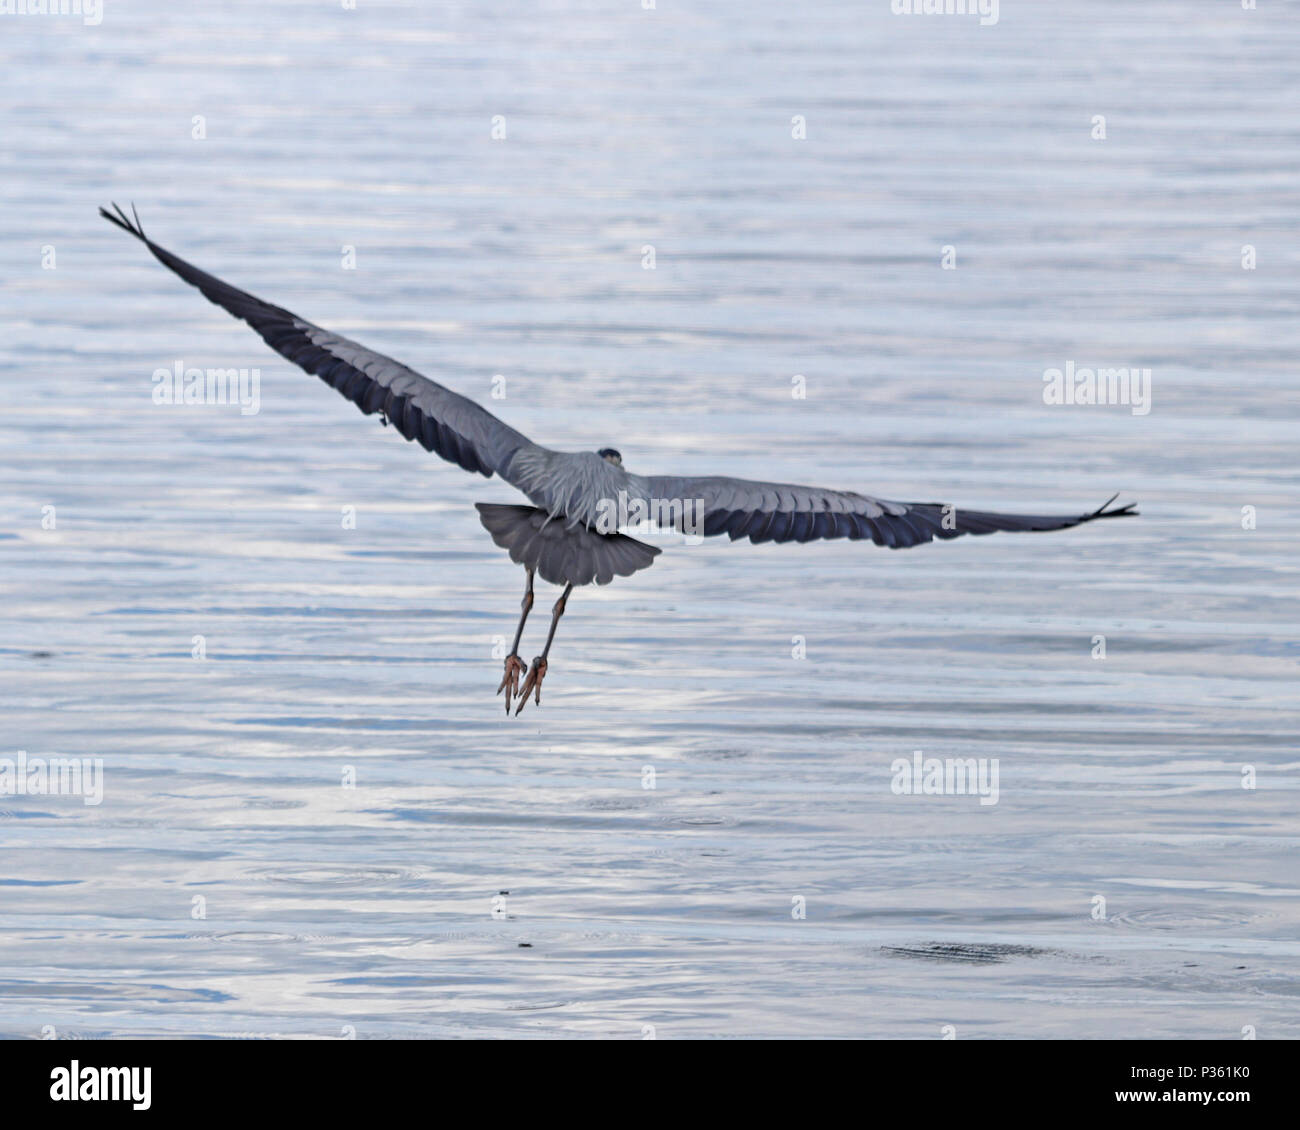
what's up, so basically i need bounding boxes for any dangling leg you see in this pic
[496,568,534,713]
[515,583,572,716]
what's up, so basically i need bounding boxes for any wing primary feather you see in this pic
[101,205,529,483]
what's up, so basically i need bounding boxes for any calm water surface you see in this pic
[0,0,1297,1038]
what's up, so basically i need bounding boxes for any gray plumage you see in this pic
[100,204,1137,587]
[476,503,659,586]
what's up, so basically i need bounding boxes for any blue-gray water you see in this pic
[1,0,1297,1038]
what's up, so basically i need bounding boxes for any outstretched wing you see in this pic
[100,203,532,479]
[635,472,1136,548]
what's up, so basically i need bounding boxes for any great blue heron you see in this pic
[100,204,1137,713]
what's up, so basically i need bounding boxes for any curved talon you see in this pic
[514,657,547,715]
[497,654,527,713]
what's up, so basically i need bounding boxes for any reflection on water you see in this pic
[0,1,1297,1038]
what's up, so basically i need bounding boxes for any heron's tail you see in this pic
[475,504,660,587]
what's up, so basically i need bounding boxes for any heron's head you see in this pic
[597,448,623,467]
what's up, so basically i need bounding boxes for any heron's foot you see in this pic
[496,654,527,713]
[514,657,548,715]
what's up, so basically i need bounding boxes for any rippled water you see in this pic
[1,1,1298,1038]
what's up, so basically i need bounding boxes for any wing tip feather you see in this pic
[99,202,147,242]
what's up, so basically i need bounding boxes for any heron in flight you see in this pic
[101,204,1137,714]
